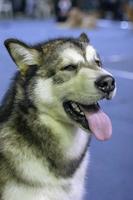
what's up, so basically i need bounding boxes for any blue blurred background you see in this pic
[0,0,133,200]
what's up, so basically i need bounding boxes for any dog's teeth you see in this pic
[71,103,76,108]
[76,107,81,112]
[75,106,81,112]
[72,103,81,112]
[80,111,84,116]
[72,103,77,108]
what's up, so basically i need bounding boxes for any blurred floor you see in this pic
[0,19,133,200]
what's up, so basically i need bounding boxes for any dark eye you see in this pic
[61,64,77,71]
[95,60,101,67]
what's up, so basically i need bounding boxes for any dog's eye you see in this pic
[61,64,77,71]
[95,60,101,67]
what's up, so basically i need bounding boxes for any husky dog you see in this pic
[0,33,116,200]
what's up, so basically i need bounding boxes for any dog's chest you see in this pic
[3,127,89,200]
[3,153,89,200]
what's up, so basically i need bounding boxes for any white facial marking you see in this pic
[101,68,113,76]
[35,79,54,104]
[61,48,84,65]
[86,45,97,63]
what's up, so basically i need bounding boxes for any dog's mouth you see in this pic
[63,101,112,141]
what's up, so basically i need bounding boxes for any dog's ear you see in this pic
[79,33,90,43]
[4,39,42,75]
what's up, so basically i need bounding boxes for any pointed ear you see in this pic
[79,33,90,43]
[4,39,42,75]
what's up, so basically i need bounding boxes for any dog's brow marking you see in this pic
[85,45,97,63]
[61,49,84,64]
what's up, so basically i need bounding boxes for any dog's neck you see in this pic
[13,105,90,178]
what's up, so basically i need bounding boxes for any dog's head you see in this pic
[5,33,116,141]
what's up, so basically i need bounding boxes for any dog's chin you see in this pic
[63,99,112,141]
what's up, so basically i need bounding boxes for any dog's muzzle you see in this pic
[95,75,115,99]
[63,75,116,142]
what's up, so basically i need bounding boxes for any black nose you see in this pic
[95,75,115,94]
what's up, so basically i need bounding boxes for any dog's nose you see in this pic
[95,75,115,94]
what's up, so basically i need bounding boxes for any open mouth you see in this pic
[63,101,112,141]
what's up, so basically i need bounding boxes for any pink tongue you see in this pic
[85,109,112,141]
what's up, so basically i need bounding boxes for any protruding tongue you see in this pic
[85,109,112,141]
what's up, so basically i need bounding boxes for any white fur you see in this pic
[34,78,54,104]
[34,78,70,122]
[66,128,89,159]
[2,115,88,187]
[61,48,85,65]
[2,41,116,200]
[3,125,89,200]
[3,156,88,200]
[17,158,50,185]
[39,114,89,160]
[100,68,113,77]
[85,45,97,63]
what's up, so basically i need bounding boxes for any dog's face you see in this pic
[5,33,116,140]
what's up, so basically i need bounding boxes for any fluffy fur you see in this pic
[0,33,115,200]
